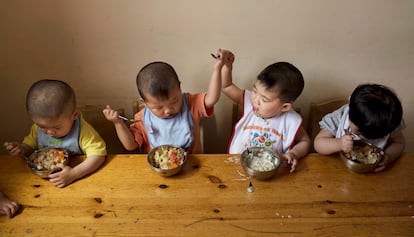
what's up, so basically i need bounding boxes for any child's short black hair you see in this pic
[257,62,304,102]
[136,62,181,101]
[26,79,76,118]
[349,83,403,139]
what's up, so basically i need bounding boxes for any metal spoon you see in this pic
[247,182,255,192]
[118,115,136,123]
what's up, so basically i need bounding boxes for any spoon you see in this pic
[118,115,136,123]
[247,182,255,193]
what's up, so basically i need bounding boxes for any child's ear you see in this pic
[139,98,146,107]
[72,109,80,120]
[280,103,292,112]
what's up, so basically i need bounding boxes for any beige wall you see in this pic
[1,0,413,154]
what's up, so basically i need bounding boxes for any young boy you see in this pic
[4,79,107,188]
[0,191,19,218]
[103,60,222,153]
[218,49,310,173]
[314,83,405,172]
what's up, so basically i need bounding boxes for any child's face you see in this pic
[143,86,183,119]
[250,81,291,119]
[32,110,79,138]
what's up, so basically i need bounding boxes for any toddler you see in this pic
[103,60,222,153]
[314,83,405,172]
[4,79,107,187]
[219,49,310,172]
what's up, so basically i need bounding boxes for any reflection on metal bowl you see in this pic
[27,147,69,178]
[340,140,383,173]
[241,147,280,180]
[147,145,187,177]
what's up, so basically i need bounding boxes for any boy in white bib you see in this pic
[217,49,310,173]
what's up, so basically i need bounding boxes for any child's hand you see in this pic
[48,163,76,188]
[3,142,24,157]
[281,153,298,173]
[0,192,20,218]
[219,49,235,70]
[102,105,121,123]
[339,135,353,153]
[373,151,387,172]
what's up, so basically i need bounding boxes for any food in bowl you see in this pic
[153,146,185,169]
[340,140,382,173]
[345,144,380,164]
[241,147,280,180]
[147,145,187,176]
[27,147,69,178]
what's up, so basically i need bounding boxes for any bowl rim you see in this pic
[28,147,69,171]
[147,145,187,173]
[340,140,383,172]
[340,140,383,164]
[240,147,280,179]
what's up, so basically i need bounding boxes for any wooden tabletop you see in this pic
[0,152,413,236]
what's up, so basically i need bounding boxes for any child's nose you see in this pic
[252,96,260,106]
[45,129,55,136]
[165,107,175,115]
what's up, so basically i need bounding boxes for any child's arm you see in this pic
[314,129,353,155]
[374,132,405,172]
[219,49,244,105]
[0,191,20,218]
[3,142,34,158]
[49,155,105,188]
[283,126,311,173]
[103,105,139,151]
[204,51,224,109]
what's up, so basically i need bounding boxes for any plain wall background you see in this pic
[1,0,413,154]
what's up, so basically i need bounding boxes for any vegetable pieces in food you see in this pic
[30,148,68,171]
[153,147,185,169]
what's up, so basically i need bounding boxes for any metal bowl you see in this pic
[27,147,69,178]
[147,145,187,177]
[340,140,383,173]
[241,147,281,180]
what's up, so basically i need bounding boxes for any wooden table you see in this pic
[1,153,413,236]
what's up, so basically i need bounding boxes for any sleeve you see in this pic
[130,109,147,150]
[22,124,38,149]
[187,92,213,118]
[78,117,107,157]
[319,104,348,136]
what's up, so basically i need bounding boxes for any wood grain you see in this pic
[1,153,413,236]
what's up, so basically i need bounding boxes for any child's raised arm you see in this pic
[219,49,244,105]
[204,50,225,109]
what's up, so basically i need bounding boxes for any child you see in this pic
[219,49,310,173]
[314,83,405,172]
[4,79,107,188]
[103,60,222,153]
[0,191,19,218]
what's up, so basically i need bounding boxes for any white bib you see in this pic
[229,90,302,154]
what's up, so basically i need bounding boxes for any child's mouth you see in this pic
[253,107,260,117]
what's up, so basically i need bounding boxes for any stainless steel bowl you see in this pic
[241,147,280,180]
[147,145,187,177]
[340,140,383,173]
[27,147,69,178]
